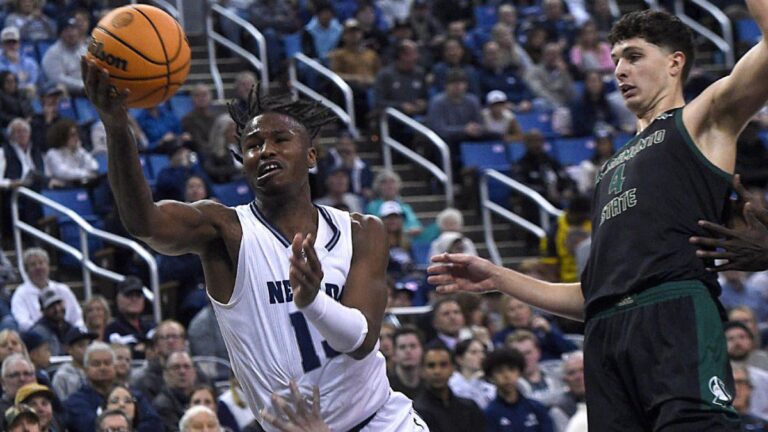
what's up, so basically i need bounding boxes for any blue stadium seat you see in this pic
[515,110,556,137]
[212,179,254,206]
[169,94,193,120]
[283,32,303,59]
[94,153,108,175]
[506,141,525,162]
[460,141,511,171]
[736,18,761,46]
[35,40,53,62]
[58,98,77,120]
[41,188,95,222]
[613,132,635,150]
[410,240,432,267]
[486,170,513,204]
[148,154,171,180]
[553,137,594,166]
[20,42,35,60]
[74,97,98,124]
[474,5,497,30]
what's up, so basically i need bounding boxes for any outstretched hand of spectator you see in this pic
[261,381,330,432]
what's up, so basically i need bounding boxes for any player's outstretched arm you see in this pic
[690,175,768,272]
[81,58,219,255]
[428,254,585,321]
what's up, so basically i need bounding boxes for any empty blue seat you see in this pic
[460,141,510,171]
[515,110,556,137]
[506,141,525,162]
[42,188,94,221]
[410,240,432,267]
[148,154,171,180]
[74,97,98,124]
[169,94,193,120]
[94,153,108,175]
[283,32,303,59]
[58,98,77,120]
[736,18,761,45]
[553,137,594,166]
[212,179,254,206]
[474,5,497,30]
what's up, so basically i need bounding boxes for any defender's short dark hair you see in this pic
[608,10,695,81]
[483,347,525,377]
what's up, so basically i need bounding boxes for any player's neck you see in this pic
[634,89,685,132]
[256,196,319,240]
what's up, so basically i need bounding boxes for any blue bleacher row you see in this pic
[45,93,194,128]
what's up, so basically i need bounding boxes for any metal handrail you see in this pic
[379,108,454,207]
[11,187,163,323]
[674,0,734,68]
[479,169,563,265]
[644,0,661,9]
[288,53,359,138]
[207,3,269,101]
[132,0,183,27]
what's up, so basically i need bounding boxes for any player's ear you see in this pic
[669,51,685,78]
[307,144,317,169]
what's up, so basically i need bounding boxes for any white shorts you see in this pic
[362,391,429,432]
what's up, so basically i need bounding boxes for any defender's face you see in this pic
[240,113,316,196]
[612,38,677,115]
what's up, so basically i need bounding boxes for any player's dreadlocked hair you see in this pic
[227,85,338,163]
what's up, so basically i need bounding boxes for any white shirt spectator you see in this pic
[11,279,84,331]
[0,142,36,188]
[448,370,497,409]
[44,146,98,182]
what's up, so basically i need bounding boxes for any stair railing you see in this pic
[479,169,563,265]
[673,0,734,69]
[131,0,184,27]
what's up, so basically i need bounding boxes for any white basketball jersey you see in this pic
[209,203,390,431]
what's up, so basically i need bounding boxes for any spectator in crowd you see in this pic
[323,132,373,200]
[329,18,381,127]
[188,384,217,412]
[497,4,522,39]
[104,277,155,360]
[188,302,227,361]
[414,344,486,431]
[11,248,83,332]
[14,382,61,432]
[103,383,161,432]
[154,141,209,202]
[387,325,425,399]
[181,84,216,155]
[507,330,565,407]
[43,119,99,186]
[525,42,577,109]
[483,348,555,432]
[540,195,592,283]
[382,19,417,64]
[111,343,132,385]
[430,37,480,97]
[52,327,96,401]
[569,20,613,77]
[21,331,50,386]
[513,130,576,207]
[230,72,256,114]
[179,405,221,432]
[314,166,363,213]
[428,207,478,260]
[41,16,87,96]
[136,104,189,153]
[589,0,615,37]
[409,0,443,55]
[30,84,63,153]
[726,323,768,421]
[4,0,56,42]
[524,25,550,66]
[217,374,258,432]
[550,351,586,428]
[729,306,765,350]
[245,0,299,75]
[0,26,39,96]
[492,297,577,360]
[96,409,132,432]
[83,295,110,342]
[379,321,396,369]
[0,71,33,128]
[477,41,534,110]
[379,200,416,280]
[302,2,342,64]
[732,363,768,428]
[574,129,615,195]
[65,342,156,432]
[429,296,465,351]
[719,271,767,322]
[725,321,768,372]
[490,23,533,72]
[0,329,27,359]
[481,90,524,143]
[4,403,40,432]
[0,354,36,418]
[202,114,241,184]
[431,0,473,28]
[28,288,73,356]
[448,338,496,410]
[568,70,620,137]
[365,169,423,236]
[373,39,428,116]
[532,0,577,48]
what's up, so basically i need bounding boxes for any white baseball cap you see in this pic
[486,90,508,105]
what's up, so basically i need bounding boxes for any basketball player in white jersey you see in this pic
[81,59,428,431]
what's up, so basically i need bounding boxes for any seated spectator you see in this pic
[477,41,533,110]
[91,112,149,155]
[492,297,577,360]
[568,70,621,137]
[103,383,161,432]
[28,288,74,356]
[430,37,481,97]
[4,403,40,432]
[431,0,473,29]
[43,119,99,186]
[574,129,614,195]
[188,302,227,361]
[726,321,768,372]
[414,344,486,431]
[4,0,56,42]
[549,351,586,429]
[733,363,768,428]
[217,374,258,432]
[111,343,133,385]
[523,25,549,66]
[490,23,533,72]
[428,207,478,260]
[448,338,496,410]
[202,114,241,184]
[428,296,465,352]
[30,84,64,153]
[135,104,189,153]
[83,295,110,342]
[65,342,159,432]
[408,0,443,61]
[96,409,132,432]
[0,354,36,419]
[104,277,155,360]
[0,26,39,96]
[387,325,425,400]
[373,39,428,116]
[323,132,373,200]
[483,348,555,431]
[379,201,416,279]
[379,321,396,368]
[14,382,62,432]
[41,16,87,96]
[720,271,767,323]
[365,169,422,236]
[481,90,524,143]
[230,72,256,114]
[569,20,613,77]
[187,384,234,431]
[589,0,615,37]
[0,330,28,364]
[301,2,342,64]
[11,248,84,332]
[179,405,221,432]
[540,195,592,283]
[20,331,50,385]
[525,42,577,110]
[507,330,567,407]
[381,20,416,64]
[154,142,210,202]
[727,325,768,421]
[354,2,388,53]
[530,0,577,48]
[0,71,33,129]
[729,306,765,351]
[181,84,217,155]
[314,166,363,213]
[52,327,96,401]
[513,130,577,207]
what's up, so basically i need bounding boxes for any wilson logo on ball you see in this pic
[89,40,128,71]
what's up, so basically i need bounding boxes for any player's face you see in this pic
[422,350,453,390]
[612,38,680,116]
[240,113,316,197]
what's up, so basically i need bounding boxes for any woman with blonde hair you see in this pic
[83,295,111,341]
[202,114,242,184]
[0,329,29,362]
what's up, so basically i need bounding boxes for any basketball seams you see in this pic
[106,57,190,81]
[93,26,167,66]
[131,5,172,102]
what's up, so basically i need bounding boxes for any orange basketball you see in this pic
[87,5,191,108]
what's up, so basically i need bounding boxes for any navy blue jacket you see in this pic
[484,394,554,432]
